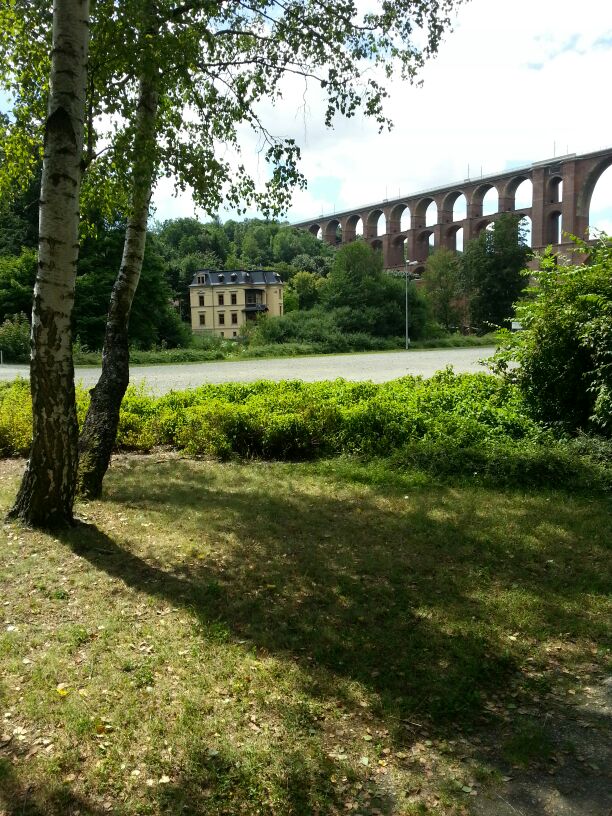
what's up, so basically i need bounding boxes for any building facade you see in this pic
[189,269,284,337]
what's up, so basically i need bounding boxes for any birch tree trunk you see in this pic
[9,0,89,527]
[77,75,159,498]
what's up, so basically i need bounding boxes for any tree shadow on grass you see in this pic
[49,457,611,813]
[63,521,510,731]
[154,743,353,816]
[0,743,105,816]
[66,461,610,721]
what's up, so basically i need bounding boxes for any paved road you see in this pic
[0,346,495,395]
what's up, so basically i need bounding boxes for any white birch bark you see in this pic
[9,0,89,526]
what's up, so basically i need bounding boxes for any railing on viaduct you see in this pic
[292,147,612,271]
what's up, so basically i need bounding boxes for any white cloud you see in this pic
[152,0,612,229]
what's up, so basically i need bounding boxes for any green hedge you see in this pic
[1,372,610,490]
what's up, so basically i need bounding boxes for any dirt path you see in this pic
[472,673,611,816]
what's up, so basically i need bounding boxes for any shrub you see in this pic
[495,237,612,435]
[250,308,349,350]
[0,378,31,455]
[1,372,609,491]
[0,313,30,363]
[249,308,410,353]
[116,385,161,450]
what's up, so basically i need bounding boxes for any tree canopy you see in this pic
[1,0,465,223]
[322,240,427,338]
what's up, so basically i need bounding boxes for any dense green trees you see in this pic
[423,215,531,334]
[75,229,190,351]
[151,214,531,344]
[0,249,37,321]
[323,240,426,337]
[0,172,39,257]
[0,205,535,360]
[0,313,30,362]
[154,218,335,318]
[289,271,324,311]
[0,221,190,356]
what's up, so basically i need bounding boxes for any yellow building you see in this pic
[189,269,284,338]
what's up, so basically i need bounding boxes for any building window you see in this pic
[218,313,225,325]
[246,290,261,305]
[231,292,237,305]
[199,314,205,326]
[232,331,237,337]
[220,331,224,337]
[198,295,204,306]
[218,293,225,306]
[231,312,238,325]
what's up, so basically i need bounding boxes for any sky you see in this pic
[152,0,612,235]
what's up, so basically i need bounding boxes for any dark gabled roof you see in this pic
[190,269,284,287]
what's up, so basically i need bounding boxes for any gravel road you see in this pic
[0,346,495,395]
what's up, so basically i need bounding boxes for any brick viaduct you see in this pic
[292,147,612,272]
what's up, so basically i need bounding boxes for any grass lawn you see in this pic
[1,454,610,815]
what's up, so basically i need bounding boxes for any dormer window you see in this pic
[230,272,238,282]
[217,273,224,282]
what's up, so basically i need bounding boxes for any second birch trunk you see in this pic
[77,75,159,498]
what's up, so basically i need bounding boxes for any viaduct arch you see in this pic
[293,148,612,272]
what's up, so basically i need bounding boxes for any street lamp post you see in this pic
[404,260,419,350]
